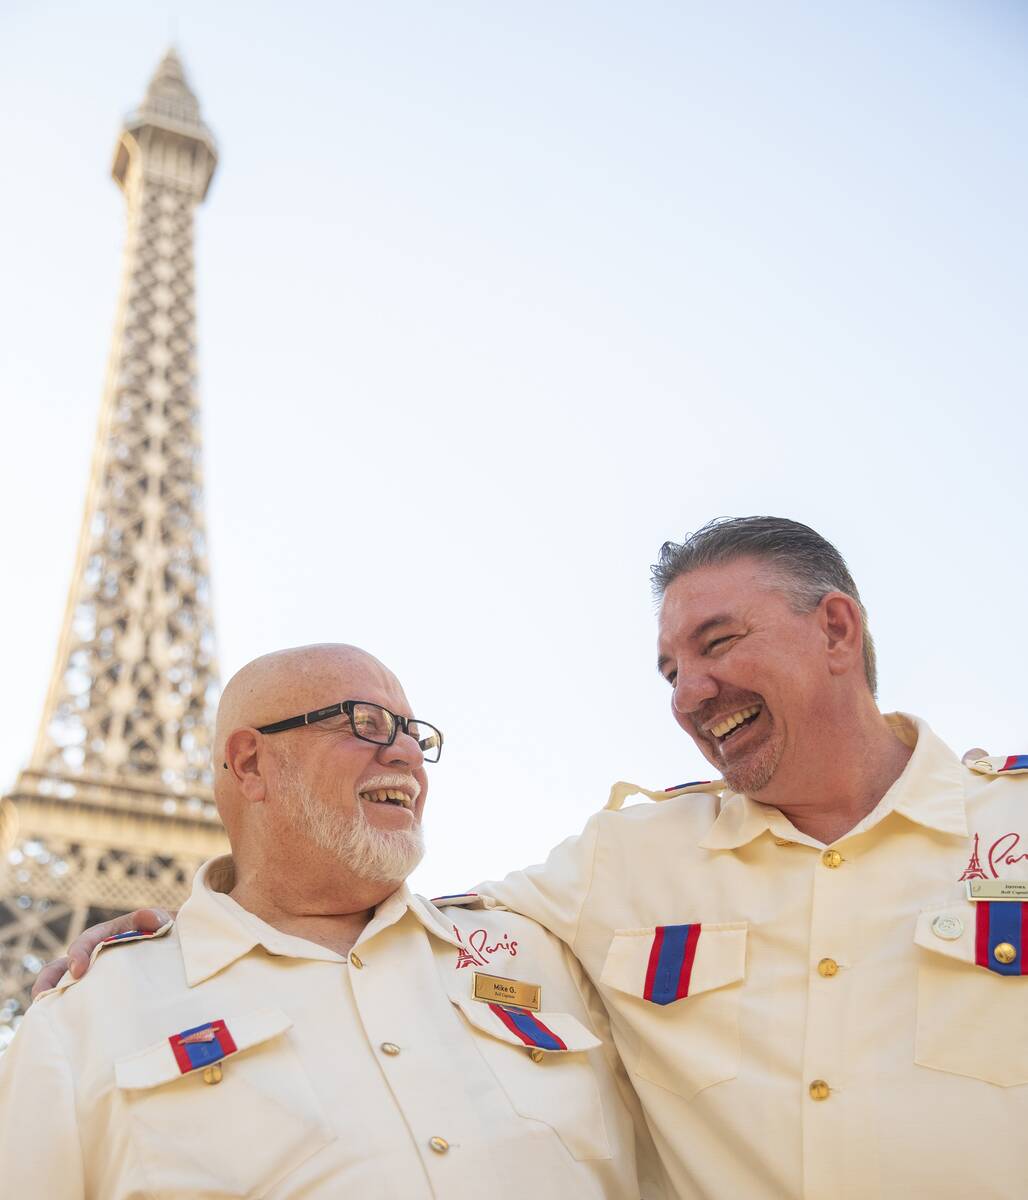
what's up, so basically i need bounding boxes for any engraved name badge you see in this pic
[473,972,541,1011]
[966,879,1028,901]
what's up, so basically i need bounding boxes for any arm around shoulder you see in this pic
[476,811,604,949]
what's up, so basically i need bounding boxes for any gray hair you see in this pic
[651,516,877,695]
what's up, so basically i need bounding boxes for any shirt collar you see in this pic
[178,857,463,986]
[698,712,968,852]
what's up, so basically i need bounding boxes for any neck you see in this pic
[757,704,913,845]
[228,857,396,957]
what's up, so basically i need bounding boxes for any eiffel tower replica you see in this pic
[0,49,228,1043]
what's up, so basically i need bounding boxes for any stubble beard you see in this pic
[283,767,426,884]
[717,731,783,795]
[719,748,778,795]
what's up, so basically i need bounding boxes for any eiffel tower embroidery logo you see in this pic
[453,925,484,969]
[959,832,989,881]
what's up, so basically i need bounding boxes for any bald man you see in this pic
[0,645,663,1200]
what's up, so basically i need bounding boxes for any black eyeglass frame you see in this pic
[255,700,444,762]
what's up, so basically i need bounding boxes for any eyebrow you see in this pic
[656,613,735,675]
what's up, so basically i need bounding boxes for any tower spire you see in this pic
[0,51,227,1042]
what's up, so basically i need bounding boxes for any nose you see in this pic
[377,729,424,769]
[672,670,719,719]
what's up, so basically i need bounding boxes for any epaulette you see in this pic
[44,921,175,998]
[605,778,725,811]
[430,892,482,908]
[965,754,1028,777]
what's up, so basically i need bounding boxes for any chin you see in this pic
[721,744,781,795]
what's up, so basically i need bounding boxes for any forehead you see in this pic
[327,658,411,712]
[658,558,786,642]
[282,653,413,717]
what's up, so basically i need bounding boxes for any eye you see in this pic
[704,635,735,655]
[665,672,677,687]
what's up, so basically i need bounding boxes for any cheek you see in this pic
[670,700,703,743]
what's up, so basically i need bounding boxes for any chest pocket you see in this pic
[114,1007,333,1198]
[600,922,747,1099]
[915,903,1028,1087]
[449,993,611,1161]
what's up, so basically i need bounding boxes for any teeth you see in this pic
[710,705,761,739]
[360,788,411,809]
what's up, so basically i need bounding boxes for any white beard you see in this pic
[285,769,426,884]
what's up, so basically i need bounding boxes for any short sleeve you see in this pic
[0,1003,86,1198]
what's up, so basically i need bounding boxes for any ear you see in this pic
[223,728,268,804]
[818,593,864,678]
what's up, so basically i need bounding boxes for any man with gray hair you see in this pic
[483,515,1028,1198]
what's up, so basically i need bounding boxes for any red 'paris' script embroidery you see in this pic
[959,831,1028,881]
[453,925,519,969]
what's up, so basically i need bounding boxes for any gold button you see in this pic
[809,1079,831,1101]
[529,1048,545,1063]
[349,952,364,969]
[821,849,843,869]
[202,1064,223,1085]
[381,1042,401,1056]
[428,1136,449,1154]
[994,942,1018,965]
[817,957,839,978]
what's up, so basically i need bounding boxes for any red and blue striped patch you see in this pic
[169,1019,238,1074]
[975,902,1028,976]
[1000,755,1028,773]
[101,928,163,945]
[487,1004,567,1051]
[643,924,702,1004]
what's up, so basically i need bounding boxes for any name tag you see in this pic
[967,879,1028,901]
[473,972,541,1011]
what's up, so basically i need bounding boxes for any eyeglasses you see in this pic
[256,700,444,763]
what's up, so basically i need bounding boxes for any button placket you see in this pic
[353,919,470,1180]
[802,843,856,1197]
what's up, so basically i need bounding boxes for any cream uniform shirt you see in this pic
[0,858,666,1199]
[481,714,1028,1199]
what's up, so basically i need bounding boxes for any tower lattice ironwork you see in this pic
[0,49,228,1044]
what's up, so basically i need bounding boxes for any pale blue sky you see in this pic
[1,2,1026,892]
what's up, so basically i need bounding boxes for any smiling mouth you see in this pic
[708,704,762,745]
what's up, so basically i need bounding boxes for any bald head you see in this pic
[214,643,401,773]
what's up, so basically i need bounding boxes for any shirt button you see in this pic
[809,1079,831,1101]
[349,952,364,969]
[529,1048,545,1063]
[380,1042,401,1056]
[931,914,964,941]
[428,1136,449,1154]
[994,942,1018,965]
[821,849,843,869]
[817,957,839,978]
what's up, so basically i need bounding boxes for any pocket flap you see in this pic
[914,904,977,965]
[600,923,747,1004]
[917,900,1028,976]
[115,1007,294,1089]
[450,993,600,1054]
